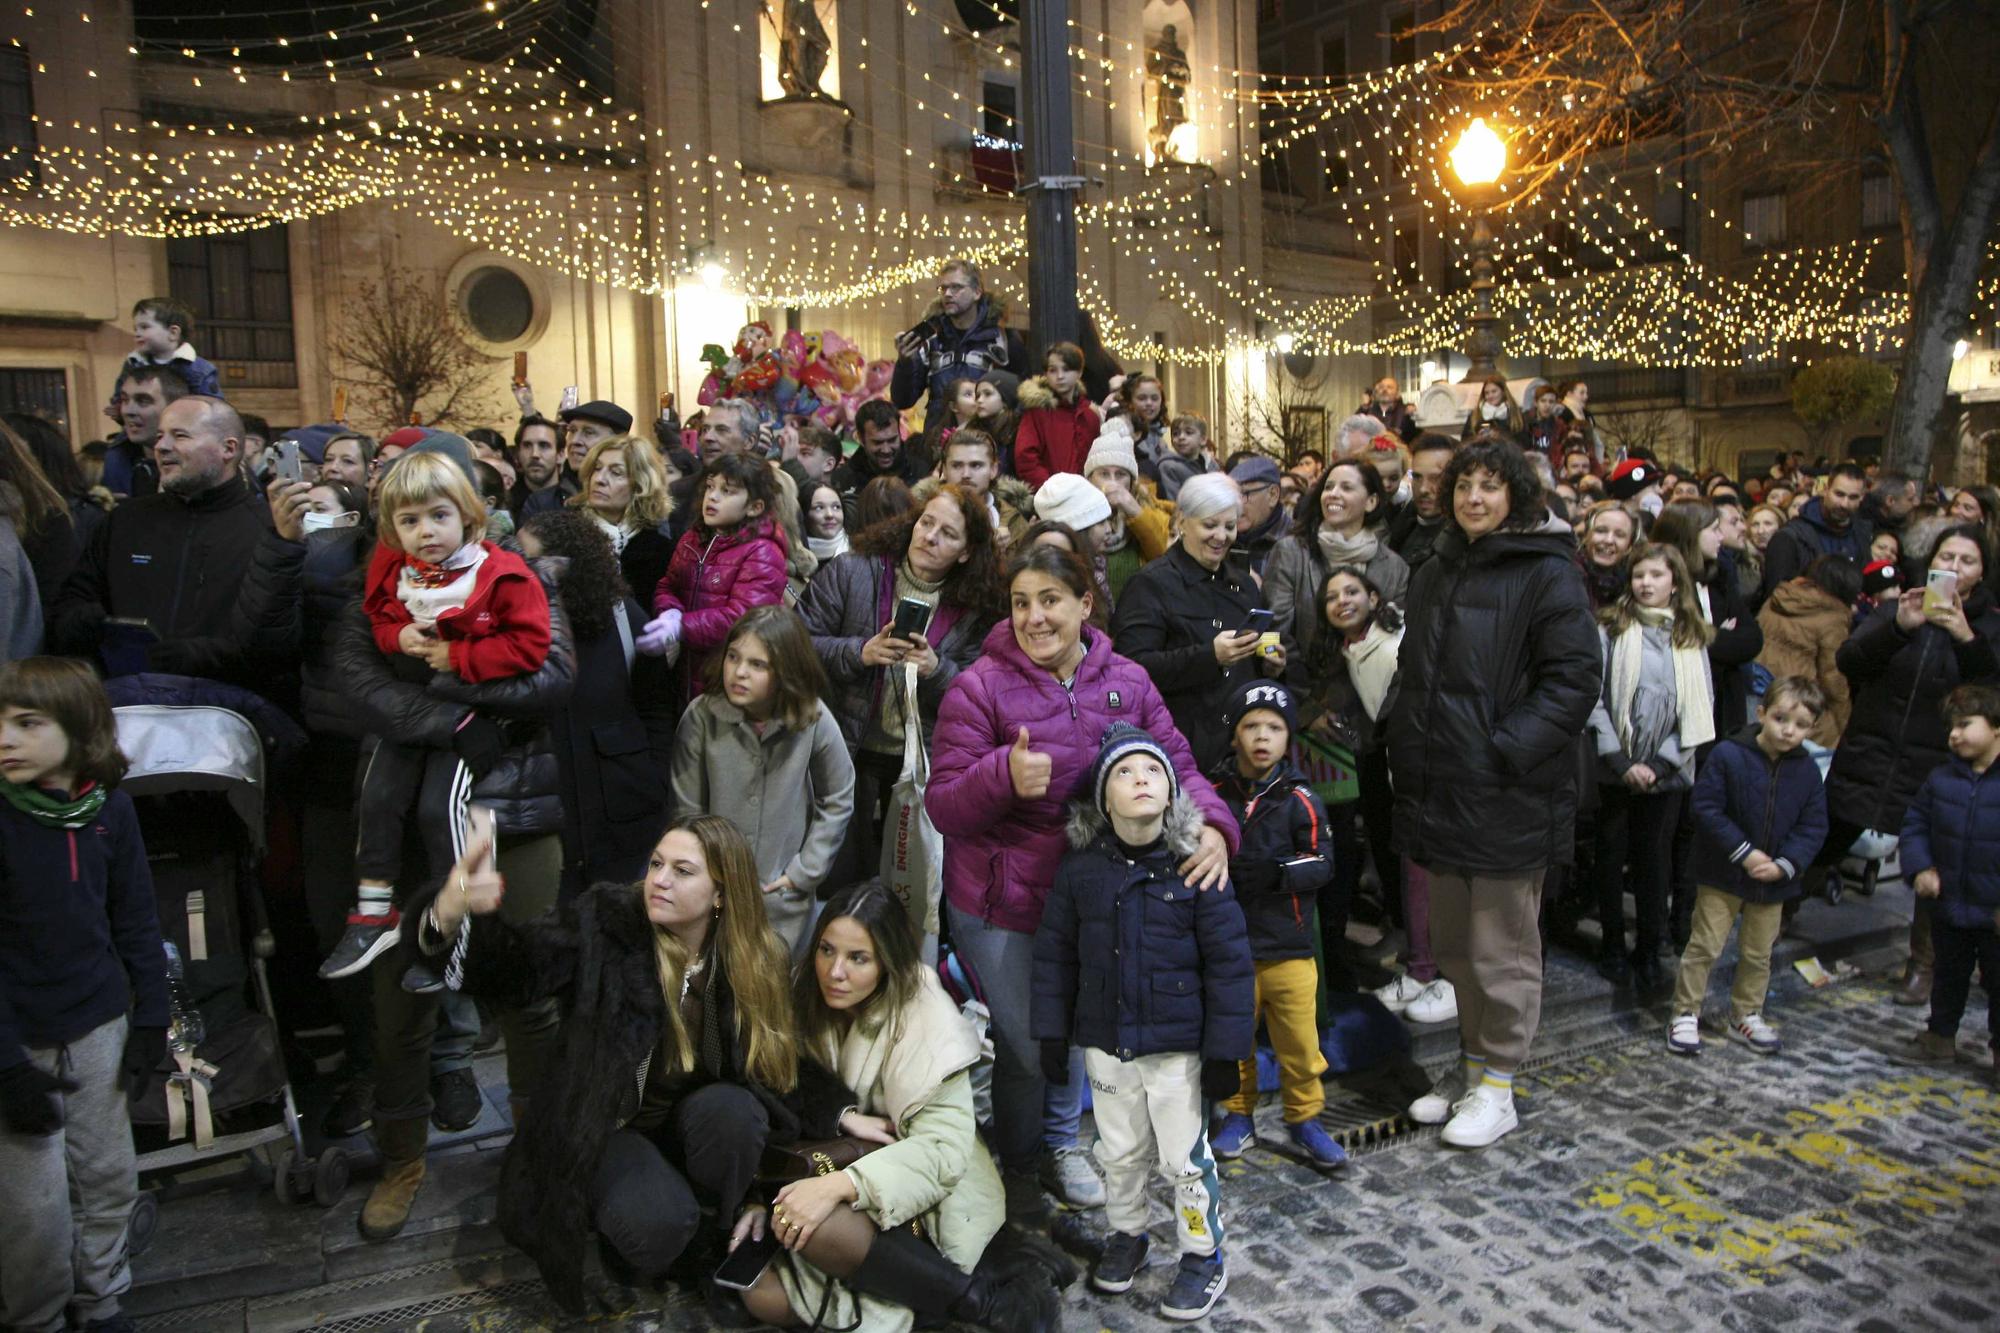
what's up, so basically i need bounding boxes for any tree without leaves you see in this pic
[1231,356,1341,465]
[1418,0,2000,481]
[331,266,501,433]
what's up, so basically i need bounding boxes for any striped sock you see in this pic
[1460,1054,1487,1090]
[1480,1068,1514,1100]
[354,883,393,919]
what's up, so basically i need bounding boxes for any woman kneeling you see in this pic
[734,883,1062,1332]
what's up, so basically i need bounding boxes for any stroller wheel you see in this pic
[314,1148,352,1208]
[129,1190,160,1257]
[273,1149,308,1205]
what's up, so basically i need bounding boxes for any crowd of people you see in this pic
[1,267,1998,1333]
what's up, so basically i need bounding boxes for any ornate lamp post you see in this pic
[1449,118,1507,383]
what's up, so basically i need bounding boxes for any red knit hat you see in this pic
[1605,459,1657,501]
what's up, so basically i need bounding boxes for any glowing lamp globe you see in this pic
[1450,118,1505,189]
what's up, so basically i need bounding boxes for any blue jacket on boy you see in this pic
[1210,757,1331,961]
[1900,757,2000,929]
[1031,791,1255,1064]
[0,785,169,1068]
[1690,726,1829,904]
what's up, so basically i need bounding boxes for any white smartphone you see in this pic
[1924,567,1958,615]
[465,803,498,872]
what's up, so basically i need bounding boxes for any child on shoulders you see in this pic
[124,297,221,398]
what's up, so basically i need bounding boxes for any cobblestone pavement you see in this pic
[127,930,1996,1332]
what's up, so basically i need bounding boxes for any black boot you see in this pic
[848,1228,1058,1333]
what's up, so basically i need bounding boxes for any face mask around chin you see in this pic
[301,511,360,533]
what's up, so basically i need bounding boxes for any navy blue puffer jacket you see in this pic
[1690,728,1828,904]
[1900,756,2000,929]
[1030,794,1255,1063]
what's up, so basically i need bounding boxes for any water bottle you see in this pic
[162,941,205,1053]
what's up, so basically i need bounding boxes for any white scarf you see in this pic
[1341,622,1404,721]
[1315,525,1379,571]
[590,511,635,554]
[807,529,849,562]
[1609,606,1715,755]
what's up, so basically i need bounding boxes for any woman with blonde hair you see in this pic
[569,434,677,613]
[415,815,848,1317]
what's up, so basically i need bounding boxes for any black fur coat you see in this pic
[435,882,850,1311]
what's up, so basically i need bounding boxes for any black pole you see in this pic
[1022,0,1081,358]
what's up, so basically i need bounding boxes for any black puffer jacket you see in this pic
[1823,590,2000,833]
[232,527,374,738]
[1210,759,1332,960]
[1386,517,1602,874]
[1111,544,1268,771]
[415,881,850,1313]
[332,559,576,837]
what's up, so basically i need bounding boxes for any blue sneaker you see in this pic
[1159,1252,1226,1321]
[1210,1112,1255,1159]
[1287,1119,1349,1170]
[1090,1230,1149,1294]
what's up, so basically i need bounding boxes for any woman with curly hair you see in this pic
[521,507,676,897]
[1384,439,1601,1149]
[797,483,1002,883]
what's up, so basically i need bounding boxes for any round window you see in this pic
[461,266,534,344]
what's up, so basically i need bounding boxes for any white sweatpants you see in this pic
[1085,1048,1223,1257]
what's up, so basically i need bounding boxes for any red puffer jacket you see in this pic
[926,619,1239,934]
[1012,377,1101,487]
[363,540,552,684]
[651,516,790,654]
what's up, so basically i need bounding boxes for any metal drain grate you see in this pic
[300,1279,550,1332]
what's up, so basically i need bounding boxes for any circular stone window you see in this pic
[461,266,534,343]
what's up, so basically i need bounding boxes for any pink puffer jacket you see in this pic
[652,516,790,653]
[926,619,1239,934]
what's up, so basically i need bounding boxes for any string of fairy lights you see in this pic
[2,0,1984,369]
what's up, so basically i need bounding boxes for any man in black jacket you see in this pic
[830,399,929,530]
[49,395,275,685]
[890,258,1029,434]
[1756,463,1872,606]
[1387,434,1455,571]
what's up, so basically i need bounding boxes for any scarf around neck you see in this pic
[590,511,636,554]
[1,778,107,829]
[1316,524,1380,571]
[1609,606,1715,756]
[807,529,849,562]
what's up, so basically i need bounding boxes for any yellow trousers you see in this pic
[1222,957,1327,1123]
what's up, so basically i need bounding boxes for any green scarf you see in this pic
[0,778,107,830]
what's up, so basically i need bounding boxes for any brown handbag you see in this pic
[757,1135,876,1184]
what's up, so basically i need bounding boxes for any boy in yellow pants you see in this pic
[1207,681,1345,1169]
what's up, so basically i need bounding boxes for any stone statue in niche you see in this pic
[776,0,833,99]
[1147,24,1191,158]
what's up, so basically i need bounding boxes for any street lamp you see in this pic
[1450,117,1506,383]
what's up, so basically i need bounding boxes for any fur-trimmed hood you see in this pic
[992,473,1033,514]
[1063,789,1208,859]
[1016,374,1098,415]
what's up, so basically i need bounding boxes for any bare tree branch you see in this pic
[330,267,502,435]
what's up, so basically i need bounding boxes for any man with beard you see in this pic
[1387,434,1457,571]
[49,396,275,684]
[101,363,189,498]
[511,414,575,520]
[890,258,1028,434]
[830,399,929,529]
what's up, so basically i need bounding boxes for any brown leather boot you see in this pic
[1893,965,1933,1007]
[360,1115,429,1240]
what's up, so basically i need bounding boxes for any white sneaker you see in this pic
[1440,1085,1518,1149]
[1404,978,1459,1025]
[1374,974,1425,1013]
[1729,1013,1782,1054]
[1666,1012,1701,1056]
[1039,1144,1106,1208]
[1408,1067,1470,1125]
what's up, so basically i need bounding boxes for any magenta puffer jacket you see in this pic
[652,516,790,654]
[927,619,1240,934]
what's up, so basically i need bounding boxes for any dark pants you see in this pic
[1355,749,1402,929]
[373,835,563,1123]
[354,742,466,891]
[1928,918,2000,1041]
[302,744,371,1078]
[1594,787,1683,959]
[828,749,902,897]
[592,1084,770,1278]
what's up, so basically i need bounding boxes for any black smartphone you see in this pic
[1239,607,1274,635]
[101,617,159,677]
[892,596,932,641]
[713,1230,782,1292]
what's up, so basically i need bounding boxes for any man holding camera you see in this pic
[890,258,1029,434]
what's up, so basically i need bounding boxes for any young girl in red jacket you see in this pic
[1012,342,1101,487]
[320,446,551,984]
[640,452,789,699]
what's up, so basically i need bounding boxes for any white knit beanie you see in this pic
[1083,429,1140,481]
[1033,472,1113,531]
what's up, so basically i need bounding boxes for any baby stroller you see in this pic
[107,677,347,1248]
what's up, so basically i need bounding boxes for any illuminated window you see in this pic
[1742,191,1787,250]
